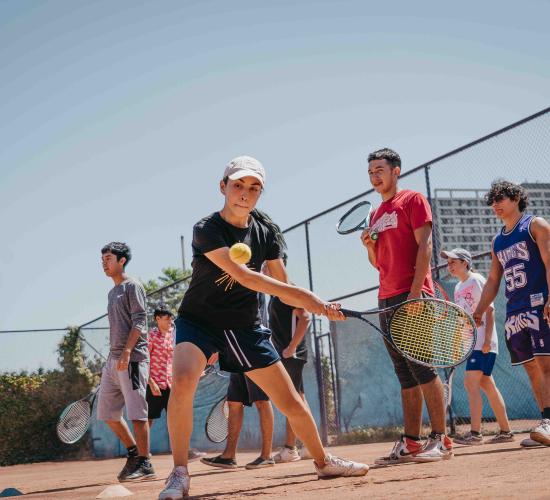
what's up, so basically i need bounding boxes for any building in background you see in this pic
[433,183,550,276]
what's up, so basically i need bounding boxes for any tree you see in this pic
[142,267,192,319]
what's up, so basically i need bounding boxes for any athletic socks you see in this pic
[127,445,138,457]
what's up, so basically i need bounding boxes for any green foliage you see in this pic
[0,327,96,466]
[142,266,191,319]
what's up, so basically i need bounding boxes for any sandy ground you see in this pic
[2,434,550,500]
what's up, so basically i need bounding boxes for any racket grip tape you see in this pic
[340,308,363,319]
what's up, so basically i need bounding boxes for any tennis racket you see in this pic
[57,387,98,444]
[433,281,450,302]
[336,200,378,240]
[205,396,229,443]
[340,298,476,368]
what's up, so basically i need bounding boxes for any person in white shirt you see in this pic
[442,248,514,445]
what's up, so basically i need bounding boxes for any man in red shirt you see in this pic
[361,148,452,464]
[147,305,205,461]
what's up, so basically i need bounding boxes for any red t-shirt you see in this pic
[369,189,434,299]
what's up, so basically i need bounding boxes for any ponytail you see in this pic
[250,209,287,252]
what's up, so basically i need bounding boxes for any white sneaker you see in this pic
[530,418,550,445]
[521,437,543,448]
[299,446,312,460]
[413,434,453,463]
[158,466,190,500]
[273,446,301,463]
[315,454,369,478]
[374,436,423,465]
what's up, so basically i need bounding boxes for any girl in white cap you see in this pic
[159,156,368,500]
[442,247,513,445]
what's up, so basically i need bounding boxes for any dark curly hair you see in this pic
[485,180,528,212]
[101,242,132,268]
[367,148,401,168]
[154,304,173,318]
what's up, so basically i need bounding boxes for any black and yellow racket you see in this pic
[341,298,476,368]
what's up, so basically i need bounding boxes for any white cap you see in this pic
[223,156,265,186]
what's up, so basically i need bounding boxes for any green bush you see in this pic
[0,327,97,466]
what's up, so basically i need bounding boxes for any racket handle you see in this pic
[340,308,363,319]
[371,232,378,241]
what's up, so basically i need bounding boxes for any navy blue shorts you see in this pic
[465,350,497,376]
[504,309,550,366]
[174,316,280,373]
[226,373,269,406]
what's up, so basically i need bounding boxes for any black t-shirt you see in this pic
[178,212,283,329]
[268,296,308,361]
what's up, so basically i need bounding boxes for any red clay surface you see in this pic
[2,434,549,499]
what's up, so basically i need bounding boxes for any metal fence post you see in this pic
[305,221,329,444]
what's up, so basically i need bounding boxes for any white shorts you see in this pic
[96,356,149,421]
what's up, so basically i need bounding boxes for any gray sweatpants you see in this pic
[97,355,149,421]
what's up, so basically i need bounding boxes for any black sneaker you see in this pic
[200,455,238,469]
[117,455,139,481]
[119,457,156,482]
[245,456,275,469]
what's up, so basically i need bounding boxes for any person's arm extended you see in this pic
[531,216,550,324]
[408,223,433,299]
[473,250,503,326]
[205,248,342,319]
[283,308,311,358]
[117,284,147,371]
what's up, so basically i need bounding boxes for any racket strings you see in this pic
[206,399,228,443]
[390,301,475,367]
[57,401,92,443]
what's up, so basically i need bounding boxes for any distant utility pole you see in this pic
[180,235,186,271]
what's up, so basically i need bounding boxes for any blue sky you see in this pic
[1,0,549,371]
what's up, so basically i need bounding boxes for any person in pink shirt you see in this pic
[147,305,205,461]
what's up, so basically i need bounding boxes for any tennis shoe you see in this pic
[487,431,515,444]
[299,446,312,460]
[521,437,543,447]
[158,466,190,500]
[120,457,156,481]
[374,436,423,465]
[315,454,369,478]
[200,455,238,469]
[530,418,550,445]
[413,433,453,462]
[118,455,139,481]
[245,456,275,469]
[454,432,483,446]
[188,448,207,462]
[273,446,301,463]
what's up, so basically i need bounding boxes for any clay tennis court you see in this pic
[3,434,548,499]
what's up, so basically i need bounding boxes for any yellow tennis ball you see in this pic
[229,243,252,265]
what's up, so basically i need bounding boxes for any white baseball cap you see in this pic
[223,156,265,186]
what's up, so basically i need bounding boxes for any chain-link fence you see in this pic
[2,106,549,451]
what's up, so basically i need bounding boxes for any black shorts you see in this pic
[379,291,438,389]
[281,357,306,393]
[226,373,269,406]
[174,316,280,373]
[146,386,170,420]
